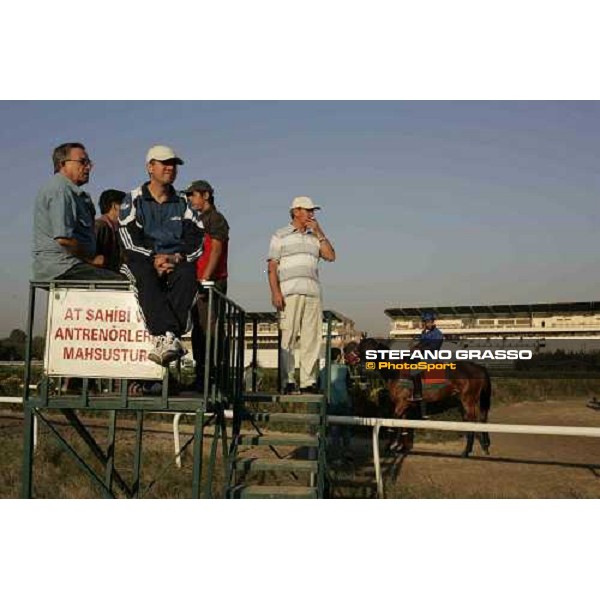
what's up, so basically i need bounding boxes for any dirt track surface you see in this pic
[3,398,600,498]
[368,398,600,498]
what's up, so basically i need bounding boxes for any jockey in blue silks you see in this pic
[409,310,444,401]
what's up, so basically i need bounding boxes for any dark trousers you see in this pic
[62,262,124,281]
[123,254,197,337]
[191,279,227,387]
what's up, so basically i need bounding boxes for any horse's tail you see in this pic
[479,367,492,417]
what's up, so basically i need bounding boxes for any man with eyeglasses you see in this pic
[32,142,122,281]
[267,196,336,394]
[119,145,204,366]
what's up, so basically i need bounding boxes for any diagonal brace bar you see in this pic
[36,410,116,498]
[61,408,132,498]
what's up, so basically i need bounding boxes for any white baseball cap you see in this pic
[146,145,184,165]
[290,196,321,210]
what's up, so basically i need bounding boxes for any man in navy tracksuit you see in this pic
[119,145,204,366]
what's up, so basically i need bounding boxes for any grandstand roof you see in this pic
[385,301,600,318]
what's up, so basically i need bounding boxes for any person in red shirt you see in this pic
[185,180,230,391]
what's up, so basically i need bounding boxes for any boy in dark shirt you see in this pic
[95,189,126,272]
[185,180,230,390]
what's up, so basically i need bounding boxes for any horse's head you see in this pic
[357,337,390,356]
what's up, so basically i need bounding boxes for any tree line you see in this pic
[0,329,45,361]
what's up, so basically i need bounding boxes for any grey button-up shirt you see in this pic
[32,173,96,280]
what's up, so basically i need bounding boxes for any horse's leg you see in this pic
[478,403,491,455]
[386,381,412,453]
[464,432,475,458]
[479,431,491,455]
[398,400,417,453]
[461,387,479,458]
[476,373,492,454]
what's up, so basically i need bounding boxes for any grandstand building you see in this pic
[386,302,600,345]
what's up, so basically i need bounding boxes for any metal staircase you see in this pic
[225,391,327,499]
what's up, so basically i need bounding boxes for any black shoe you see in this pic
[300,384,319,394]
[586,397,600,410]
[283,382,297,394]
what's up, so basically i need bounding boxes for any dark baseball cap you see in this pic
[184,180,214,195]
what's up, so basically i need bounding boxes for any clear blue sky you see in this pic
[1,101,599,337]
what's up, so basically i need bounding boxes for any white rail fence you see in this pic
[4,396,599,498]
[0,396,38,448]
[172,411,600,498]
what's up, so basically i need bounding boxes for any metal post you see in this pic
[104,410,117,498]
[204,412,221,498]
[210,294,227,402]
[120,376,128,409]
[372,424,384,499]
[161,367,169,408]
[325,313,333,401]
[220,406,229,463]
[236,312,245,429]
[82,377,89,407]
[21,406,36,498]
[21,283,36,498]
[252,317,258,392]
[235,310,244,403]
[204,285,214,404]
[191,409,205,498]
[132,411,144,498]
[318,312,333,498]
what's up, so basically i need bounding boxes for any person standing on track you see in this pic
[267,196,336,394]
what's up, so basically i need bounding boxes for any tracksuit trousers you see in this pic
[122,254,197,337]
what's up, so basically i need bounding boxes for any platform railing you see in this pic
[20,280,246,499]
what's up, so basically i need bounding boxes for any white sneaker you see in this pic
[148,335,167,365]
[160,332,187,365]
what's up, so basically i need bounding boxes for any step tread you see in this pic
[234,458,318,472]
[243,411,321,423]
[229,485,318,499]
[243,393,325,404]
[237,433,319,446]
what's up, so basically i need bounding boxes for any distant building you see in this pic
[182,309,361,369]
[386,302,600,340]
[243,310,361,368]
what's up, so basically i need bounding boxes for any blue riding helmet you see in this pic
[421,310,436,321]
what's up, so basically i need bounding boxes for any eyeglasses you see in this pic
[63,158,93,168]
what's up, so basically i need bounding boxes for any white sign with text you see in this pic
[45,288,163,379]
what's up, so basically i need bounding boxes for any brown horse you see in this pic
[358,338,492,457]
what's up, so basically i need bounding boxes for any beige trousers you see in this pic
[279,294,322,388]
